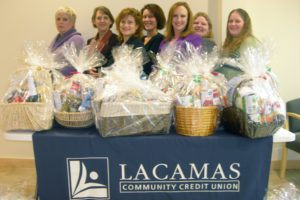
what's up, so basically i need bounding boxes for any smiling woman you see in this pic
[159,1,202,52]
[85,6,119,77]
[115,8,150,79]
[141,4,166,75]
[221,8,259,58]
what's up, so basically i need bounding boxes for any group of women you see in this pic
[49,2,259,80]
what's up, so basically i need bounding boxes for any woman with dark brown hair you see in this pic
[141,4,166,75]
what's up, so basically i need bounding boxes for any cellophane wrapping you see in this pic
[222,42,286,138]
[149,45,179,97]
[0,41,55,131]
[52,44,105,128]
[267,182,300,200]
[93,45,173,137]
[172,43,227,108]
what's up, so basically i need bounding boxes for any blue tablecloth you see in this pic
[33,125,272,200]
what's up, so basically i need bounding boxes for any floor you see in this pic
[0,161,299,200]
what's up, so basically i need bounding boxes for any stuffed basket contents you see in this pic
[0,68,53,131]
[93,45,173,137]
[221,77,285,138]
[169,42,227,136]
[53,74,96,128]
[53,43,103,128]
[221,44,285,138]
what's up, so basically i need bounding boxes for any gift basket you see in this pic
[160,42,227,136]
[221,43,285,138]
[93,45,173,137]
[0,41,56,131]
[53,43,105,128]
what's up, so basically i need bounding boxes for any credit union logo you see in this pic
[67,157,110,199]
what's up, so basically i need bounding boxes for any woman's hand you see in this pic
[88,67,99,78]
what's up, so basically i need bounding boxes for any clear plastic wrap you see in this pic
[149,45,180,97]
[221,42,285,138]
[62,42,106,74]
[93,45,173,137]
[0,41,55,131]
[172,44,227,108]
[52,43,104,128]
[267,182,300,200]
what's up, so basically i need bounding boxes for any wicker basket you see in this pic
[0,102,53,131]
[221,106,285,138]
[94,101,173,137]
[175,106,218,136]
[54,111,94,128]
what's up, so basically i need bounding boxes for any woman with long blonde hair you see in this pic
[159,1,202,52]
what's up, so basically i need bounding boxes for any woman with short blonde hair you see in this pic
[50,6,84,76]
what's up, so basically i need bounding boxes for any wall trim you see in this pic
[0,158,35,168]
[271,160,300,170]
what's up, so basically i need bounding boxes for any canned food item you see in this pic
[180,95,194,107]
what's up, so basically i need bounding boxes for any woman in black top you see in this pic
[87,6,119,77]
[141,4,166,75]
[115,8,149,79]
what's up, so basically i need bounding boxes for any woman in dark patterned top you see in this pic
[86,6,119,77]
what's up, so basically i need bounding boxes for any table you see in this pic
[33,125,273,200]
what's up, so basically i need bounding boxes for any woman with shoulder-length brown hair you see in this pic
[141,3,166,75]
[159,1,202,52]
[115,7,150,79]
[86,6,119,77]
[115,8,144,47]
